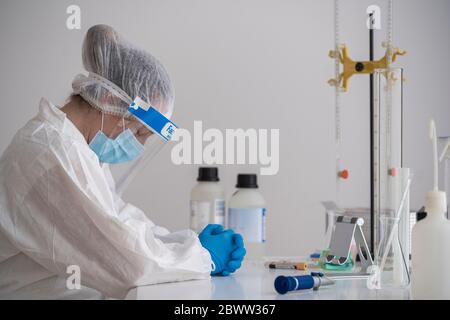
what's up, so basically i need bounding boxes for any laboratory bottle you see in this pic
[228,174,266,260]
[190,167,225,233]
[411,191,450,299]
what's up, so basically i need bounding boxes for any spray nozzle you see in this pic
[429,119,438,192]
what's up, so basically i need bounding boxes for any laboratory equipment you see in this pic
[228,174,266,260]
[324,272,373,280]
[266,261,316,271]
[190,167,225,233]
[274,273,335,295]
[322,215,373,272]
[411,191,450,299]
[324,2,411,285]
[411,120,450,299]
[371,168,411,289]
[369,64,411,288]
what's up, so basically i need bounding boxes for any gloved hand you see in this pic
[221,233,246,276]
[199,224,246,276]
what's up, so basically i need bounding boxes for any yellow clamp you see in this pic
[328,44,406,92]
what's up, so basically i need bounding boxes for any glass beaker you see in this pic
[375,216,410,288]
[373,167,411,289]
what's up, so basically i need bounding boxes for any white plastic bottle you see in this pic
[411,191,450,299]
[190,167,225,233]
[411,120,450,299]
[228,174,266,260]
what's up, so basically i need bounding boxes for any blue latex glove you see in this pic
[221,233,246,276]
[199,224,246,276]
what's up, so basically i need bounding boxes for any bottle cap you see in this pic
[197,167,219,182]
[236,174,258,188]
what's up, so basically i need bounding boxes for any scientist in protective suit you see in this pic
[0,24,245,299]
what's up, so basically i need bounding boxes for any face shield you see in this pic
[73,73,177,195]
[99,97,177,196]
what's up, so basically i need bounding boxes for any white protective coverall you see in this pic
[0,98,212,299]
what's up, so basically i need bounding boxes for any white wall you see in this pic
[1,0,449,256]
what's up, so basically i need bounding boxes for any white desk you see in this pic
[126,261,411,300]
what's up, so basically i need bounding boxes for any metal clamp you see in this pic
[328,44,406,91]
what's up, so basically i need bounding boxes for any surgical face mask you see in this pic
[89,115,144,164]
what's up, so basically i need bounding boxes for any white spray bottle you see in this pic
[411,119,450,299]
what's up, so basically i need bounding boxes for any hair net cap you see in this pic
[72,24,174,119]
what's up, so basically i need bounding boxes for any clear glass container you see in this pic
[375,216,410,288]
[373,67,411,258]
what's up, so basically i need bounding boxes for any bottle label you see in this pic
[228,208,266,243]
[214,199,225,225]
[190,200,225,233]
